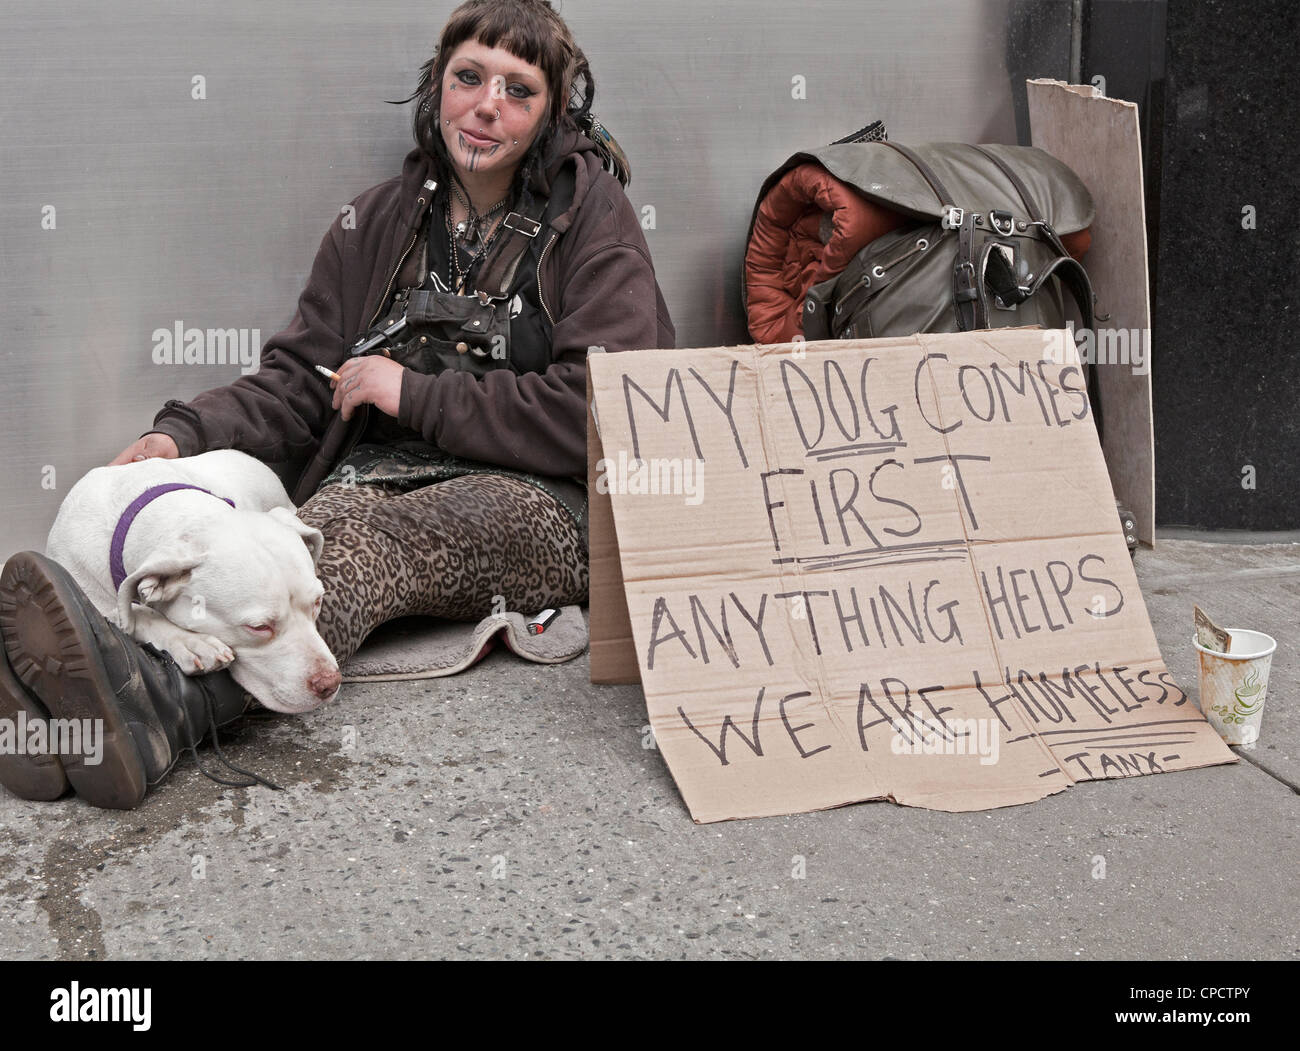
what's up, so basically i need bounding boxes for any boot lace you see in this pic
[180,692,284,792]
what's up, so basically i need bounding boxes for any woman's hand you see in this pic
[108,432,180,466]
[331,356,405,421]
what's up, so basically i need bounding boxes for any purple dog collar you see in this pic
[109,483,236,591]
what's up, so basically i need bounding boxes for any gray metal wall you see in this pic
[0,0,1071,556]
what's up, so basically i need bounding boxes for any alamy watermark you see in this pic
[0,714,103,766]
[889,714,1000,765]
[595,450,705,506]
[1042,321,1150,376]
[50,981,150,1031]
[152,321,261,375]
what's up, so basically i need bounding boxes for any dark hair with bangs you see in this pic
[391,0,603,215]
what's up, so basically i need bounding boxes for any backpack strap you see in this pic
[971,143,1104,437]
[471,160,577,300]
[473,194,550,302]
[881,142,987,332]
[954,211,982,331]
[880,141,957,207]
[969,143,1097,332]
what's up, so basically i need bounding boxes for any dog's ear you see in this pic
[267,506,325,565]
[115,541,204,632]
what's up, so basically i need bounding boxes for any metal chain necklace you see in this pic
[447,179,509,294]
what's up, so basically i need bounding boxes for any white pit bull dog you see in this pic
[46,450,341,714]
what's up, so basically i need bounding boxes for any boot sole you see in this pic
[0,552,147,809]
[0,634,71,800]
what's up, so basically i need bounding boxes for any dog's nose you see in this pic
[310,668,342,701]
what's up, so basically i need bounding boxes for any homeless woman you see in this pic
[0,0,674,809]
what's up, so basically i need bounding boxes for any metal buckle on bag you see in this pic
[941,206,965,230]
[953,259,978,303]
[502,212,541,237]
[986,242,1029,311]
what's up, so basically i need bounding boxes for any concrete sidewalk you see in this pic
[0,538,1296,960]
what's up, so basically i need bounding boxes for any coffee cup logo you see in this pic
[1213,668,1265,724]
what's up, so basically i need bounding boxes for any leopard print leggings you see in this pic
[295,475,588,664]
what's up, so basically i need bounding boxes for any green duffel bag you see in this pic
[789,140,1098,342]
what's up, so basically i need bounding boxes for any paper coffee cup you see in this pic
[1192,628,1276,747]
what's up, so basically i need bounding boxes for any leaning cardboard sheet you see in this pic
[588,330,1234,823]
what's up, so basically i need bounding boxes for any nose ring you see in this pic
[494,107,501,120]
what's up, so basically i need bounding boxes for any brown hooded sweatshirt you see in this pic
[146,124,675,505]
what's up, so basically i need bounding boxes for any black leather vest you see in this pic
[322,180,587,535]
[363,196,552,445]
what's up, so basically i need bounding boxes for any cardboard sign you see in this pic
[1028,79,1156,546]
[588,331,1234,823]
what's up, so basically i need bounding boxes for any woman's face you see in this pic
[439,40,550,181]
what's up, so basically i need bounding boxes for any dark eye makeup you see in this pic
[453,69,538,100]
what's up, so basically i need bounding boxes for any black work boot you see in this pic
[0,551,273,809]
[0,632,71,801]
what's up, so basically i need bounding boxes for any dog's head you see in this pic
[115,507,341,713]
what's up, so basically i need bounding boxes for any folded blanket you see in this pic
[340,606,588,681]
[745,163,907,344]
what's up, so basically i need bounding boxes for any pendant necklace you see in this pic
[448,180,509,293]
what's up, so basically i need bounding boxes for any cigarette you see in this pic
[315,364,342,382]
